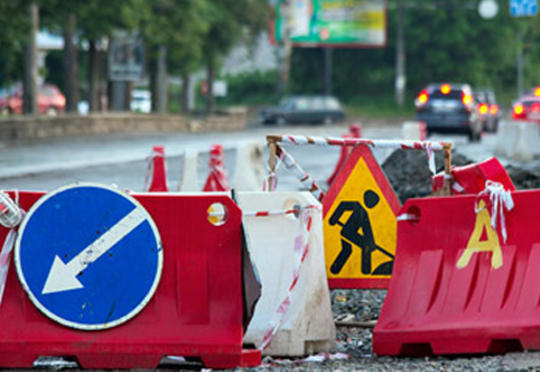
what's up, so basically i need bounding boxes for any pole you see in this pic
[517,32,524,97]
[395,0,406,107]
[323,47,333,95]
[277,0,292,96]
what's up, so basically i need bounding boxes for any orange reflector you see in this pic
[440,84,451,95]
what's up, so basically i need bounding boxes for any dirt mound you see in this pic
[507,166,540,190]
[382,149,472,203]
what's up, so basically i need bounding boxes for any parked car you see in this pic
[474,89,500,133]
[130,89,151,114]
[415,83,482,142]
[511,93,540,125]
[259,95,345,125]
[0,83,65,115]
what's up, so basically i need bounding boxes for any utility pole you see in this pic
[323,47,333,95]
[395,0,406,107]
[276,0,292,96]
[517,31,525,97]
[23,2,38,114]
[156,45,168,113]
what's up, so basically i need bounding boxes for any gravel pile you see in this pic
[382,149,472,202]
[507,165,540,189]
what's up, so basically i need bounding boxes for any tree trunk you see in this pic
[155,45,168,113]
[63,12,79,113]
[150,58,157,113]
[23,2,38,114]
[88,39,100,112]
[206,56,215,114]
[181,72,190,114]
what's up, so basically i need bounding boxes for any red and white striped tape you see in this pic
[267,146,325,201]
[274,135,451,175]
[278,134,451,150]
[0,191,24,307]
[259,206,315,351]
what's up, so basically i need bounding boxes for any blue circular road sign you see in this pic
[15,183,163,330]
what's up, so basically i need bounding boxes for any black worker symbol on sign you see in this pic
[328,190,394,276]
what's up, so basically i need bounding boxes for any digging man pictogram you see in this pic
[328,190,394,275]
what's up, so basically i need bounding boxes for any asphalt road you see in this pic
[0,123,502,192]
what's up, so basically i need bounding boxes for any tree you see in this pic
[78,0,138,112]
[139,0,210,113]
[0,1,29,89]
[201,0,269,113]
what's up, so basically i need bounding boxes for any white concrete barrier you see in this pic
[494,120,520,159]
[238,191,335,356]
[495,121,540,161]
[401,121,426,141]
[177,148,199,191]
[232,142,265,191]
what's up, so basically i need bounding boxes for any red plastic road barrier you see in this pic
[0,191,259,369]
[374,189,540,356]
[326,124,363,186]
[146,146,169,192]
[203,144,230,191]
[432,157,515,195]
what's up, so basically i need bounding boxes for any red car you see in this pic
[0,84,66,115]
[512,88,540,124]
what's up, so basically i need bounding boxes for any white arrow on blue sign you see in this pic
[510,0,538,16]
[15,183,163,330]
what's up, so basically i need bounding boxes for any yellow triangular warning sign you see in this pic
[323,145,401,289]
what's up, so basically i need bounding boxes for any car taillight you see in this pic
[440,84,451,95]
[477,103,488,115]
[490,104,499,115]
[534,87,540,97]
[513,103,524,119]
[415,90,429,107]
[462,92,473,109]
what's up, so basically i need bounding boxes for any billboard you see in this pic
[274,0,387,47]
[108,33,144,81]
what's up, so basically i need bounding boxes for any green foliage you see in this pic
[202,0,270,64]
[288,0,540,105]
[0,0,29,86]
[222,70,279,105]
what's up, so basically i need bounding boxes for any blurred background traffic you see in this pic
[0,0,538,128]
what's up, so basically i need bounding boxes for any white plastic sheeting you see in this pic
[238,191,335,356]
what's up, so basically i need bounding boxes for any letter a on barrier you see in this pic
[457,200,502,270]
[323,145,401,289]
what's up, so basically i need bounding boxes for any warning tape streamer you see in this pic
[259,206,314,351]
[272,135,451,175]
[475,180,514,243]
[0,191,24,307]
[273,145,325,201]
